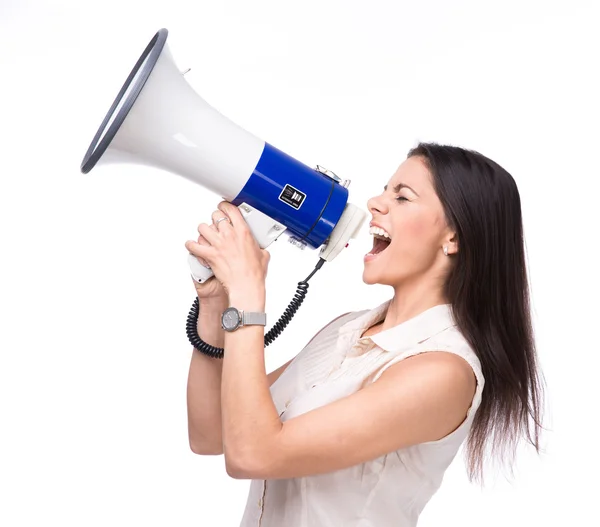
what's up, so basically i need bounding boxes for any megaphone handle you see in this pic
[188,254,215,283]
[188,203,287,284]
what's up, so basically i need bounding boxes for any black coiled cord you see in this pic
[186,258,326,359]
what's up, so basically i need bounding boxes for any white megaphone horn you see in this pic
[80,28,366,287]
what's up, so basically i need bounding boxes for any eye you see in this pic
[395,196,408,202]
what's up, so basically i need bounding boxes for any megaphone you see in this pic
[80,28,366,355]
[81,28,366,282]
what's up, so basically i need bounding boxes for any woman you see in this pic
[184,142,545,526]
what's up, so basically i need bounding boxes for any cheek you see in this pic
[406,218,428,239]
[397,213,429,243]
[393,211,440,255]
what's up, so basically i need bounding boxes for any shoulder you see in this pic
[370,324,485,420]
[423,325,484,383]
[380,351,477,402]
[371,349,479,447]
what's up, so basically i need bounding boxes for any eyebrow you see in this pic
[383,183,419,196]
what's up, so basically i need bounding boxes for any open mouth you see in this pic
[367,236,392,257]
[374,236,391,254]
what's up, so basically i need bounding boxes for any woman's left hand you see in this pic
[185,201,270,296]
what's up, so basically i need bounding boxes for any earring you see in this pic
[443,245,448,256]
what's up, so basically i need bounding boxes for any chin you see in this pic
[362,268,382,285]
[362,263,398,287]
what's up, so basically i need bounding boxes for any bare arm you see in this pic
[186,297,228,455]
[187,297,351,457]
[227,349,477,480]
[186,298,293,455]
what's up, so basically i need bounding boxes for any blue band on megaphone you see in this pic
[231,142,348,249]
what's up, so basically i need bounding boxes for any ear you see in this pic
[444,232,459,255]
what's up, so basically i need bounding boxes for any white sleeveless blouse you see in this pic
[239,300,485,527]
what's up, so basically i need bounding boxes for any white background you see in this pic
[1,0,598,525]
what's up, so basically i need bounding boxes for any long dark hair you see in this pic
[407,143,545,483]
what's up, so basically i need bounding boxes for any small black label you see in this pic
[279,184,306,210]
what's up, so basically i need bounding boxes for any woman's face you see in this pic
[362,155,455,287]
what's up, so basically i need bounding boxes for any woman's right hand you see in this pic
[191,273,227,301]
[189,214,228,302]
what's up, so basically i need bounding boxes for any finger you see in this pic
[198,223,221,245]
[198,223,218,241]
[211,209,230,225]
[211,210,233,235]
[192,224,218,267]
[199,224,217,236]
[185,239,213,262]
[218,201,245,229]
[194,235,210,266]
[261,249,271,266]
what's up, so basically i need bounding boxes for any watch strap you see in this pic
[241,311,267,326]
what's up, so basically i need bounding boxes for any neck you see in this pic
[382,277,448,330]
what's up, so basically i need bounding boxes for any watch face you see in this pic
[222,308,240,331]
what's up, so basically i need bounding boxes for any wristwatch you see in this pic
[221,307,267,332]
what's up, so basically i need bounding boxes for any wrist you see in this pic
[228,286,266,312]
[198,296,229,315]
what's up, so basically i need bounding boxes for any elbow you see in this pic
[189,438,224,456]
[225,458,248,479]
[225,457,259,480]
[224,447,275,480]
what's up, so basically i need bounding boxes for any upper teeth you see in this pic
[369,226,391,240]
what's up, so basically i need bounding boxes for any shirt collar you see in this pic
[338,299,456,354]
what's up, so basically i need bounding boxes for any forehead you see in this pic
[387,156,433,192]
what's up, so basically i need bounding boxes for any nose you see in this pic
[367,193,388,217]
